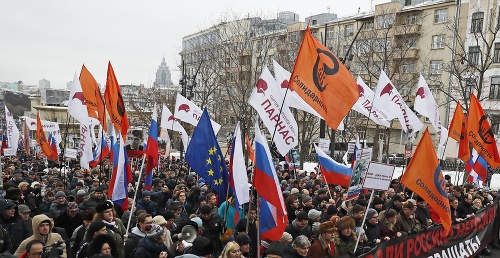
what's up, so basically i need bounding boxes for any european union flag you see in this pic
[185,108,229,201]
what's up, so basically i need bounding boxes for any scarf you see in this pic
[319,235,335,257]
[103,218,116,228]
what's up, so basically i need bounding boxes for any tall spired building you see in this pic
[154,57,173,88]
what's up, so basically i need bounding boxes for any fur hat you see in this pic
[335,216,355,232]
[95,200,114,213]
[86,234,118,258]
[318,221,336,234]
[145,224,164,240]
[308,209,321,220]
[235,234,250,246]
[372,196,384,206]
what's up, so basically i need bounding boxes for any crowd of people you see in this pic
[0,151,498,258]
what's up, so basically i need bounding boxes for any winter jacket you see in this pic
[49,201,68,219]
[55,210,83,236]
[394,214,421,236]
[308,236,335,258]
[14,214,66,257]
[136,199,158,216]
[285,220,313,240]
[0,224,13,254]
[200,213,223,252]
[104,218,127,258]
[283,243,306,258]
[78,193,107,211]
[86,234,119,258]
[133,237,168,258]
[332,231,357,256]
[0,214,30,252]
[124,227,145,257]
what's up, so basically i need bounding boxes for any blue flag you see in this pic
[185,108,228,201]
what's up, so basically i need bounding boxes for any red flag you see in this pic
[36,114,53,157]
[448,102,470,162]
[104,62,129,139]
[48,133,58,161]
[467,94,500,168]
[80,65,107,131]
[289,27,358,130]
[401,129,451,232]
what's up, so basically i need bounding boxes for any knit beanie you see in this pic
[308,209,321,220]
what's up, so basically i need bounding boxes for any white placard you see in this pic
[362,162,395,191]
[3,148,16,156]
[64,148,78,159]
[318,138,330,152]
[347,142,355,153]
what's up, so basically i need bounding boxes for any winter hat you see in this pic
[355,198,368,207]
[266,241,284,257]
[280,232,293,244]
[199,204,211,215]
[326,205,337,216]
[0,199,16,212]
[67,202,79,212]
[191,236,214,256]
[87,221,107,237]
[163,210,175,221]
[318,221,336,234]
[142,190,151,197]
[335,216,355,232]
[198,195,206,203]
[365,208,378,221]
[95,200,114,213]
[302,194,312,203]
[18,204,30,213]
[77,190,87,196]
[308,209,321,220]
[372,196,384,206]
[191,217,202,228]
[55,191,66,198]
[318,189,327,195]
[235,234,250,246]
[290,188,299,195]
[145,224,164,240]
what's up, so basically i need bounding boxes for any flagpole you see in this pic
[353,190,374,253]
[256,192,260,258]
[125,153,147,237]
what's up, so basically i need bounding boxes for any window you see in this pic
[357,40,371,54]
[468,46,481,65]
[345,24,354,36]
[400,62,416,73]
[432,35,445,49]
[465,78,475,99]
[434,9,448,23]
[490,77,500,99]
[374,61,384,74]
[327,28,335,39]
[363,21,374,30]
[403,37,417,48]
[374,38,391,52]
[471,12,484,33]
[494,43,500,63]
[377,14,393,29]
[407,13,419,25]
[430,60,443,74]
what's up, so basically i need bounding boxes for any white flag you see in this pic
[68,71,92,169]
[23,117,62,144]
[373,70,423,133]
[231,122,250,205]
[352,77,391,127]
[4,105,20,153]
[174,93,221,135]
[161,104,188,151]
[272,60,345,130]
[248,66,299,156]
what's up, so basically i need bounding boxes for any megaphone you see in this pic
[171,225,197,243]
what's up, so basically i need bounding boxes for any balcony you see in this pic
[393,24,421,36]
[393,48,420,59]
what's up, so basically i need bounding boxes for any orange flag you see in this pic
[401,128,451,232]
[467,94,500,168]
[289,27,358,130]
[448,102,470,162]
[104,62,129,138]
[80,65,107,131]
[35,114,53,157]
[245,132,255,163]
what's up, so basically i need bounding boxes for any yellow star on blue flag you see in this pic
[185,108,229,201]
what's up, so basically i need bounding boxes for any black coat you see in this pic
[133,237,167,258]
[457,201,475,219]
[0,215,30,252]
[87,234,119,258]
[200,213,223,251]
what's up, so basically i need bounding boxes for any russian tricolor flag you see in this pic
[48,133,58,161]
[144,107,159,191]
[108,128,133,212]
[90,127,110,167]
[252,119,287,241]
[314,144,352,187]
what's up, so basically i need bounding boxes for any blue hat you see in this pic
[142,190,151,197]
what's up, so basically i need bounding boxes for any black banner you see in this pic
[361,200,500,258]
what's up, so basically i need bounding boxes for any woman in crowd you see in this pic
[93,201,126,258]
[86,234,118,257]
[220,241,241,258]
[284,235,311,258]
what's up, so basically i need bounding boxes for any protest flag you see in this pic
[401,128,451,232]
[79,65,107,130]
[245,132,255,163]
[47,133,58,161]
[288,27,358,130]
[448,102,470,162]
[36,113,52,157]
[104,62,129,139]
[108,129,133,211]
[185,108,229,201]
[144,106,159,191]
[229,122,250,223]
[314,144,352,187]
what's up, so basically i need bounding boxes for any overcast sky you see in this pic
[0,0,386,89]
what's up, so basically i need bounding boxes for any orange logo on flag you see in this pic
[467,94,500,168]
[80,65,107,131]
[401,128,451,232]
[448,102,469,162]
[289,27,358,130]
[36,114,53,157]
[104,62,129,138]
[245,132,254,163]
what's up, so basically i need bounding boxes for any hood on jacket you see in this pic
[32,214,53,240]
